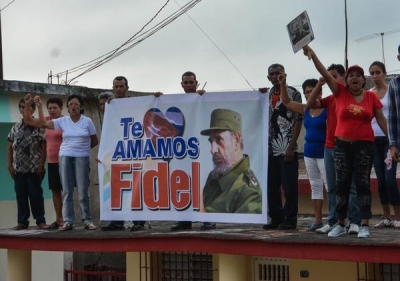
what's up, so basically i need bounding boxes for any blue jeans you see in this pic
[334,139,374,220]
[325,147,360,226]
[14,173,46,225]
[59,156,92,224]
[374,137,400,205]
[268,153,298,224]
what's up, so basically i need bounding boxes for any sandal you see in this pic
[48,222,62,229]
[59,222,74,231]
[84,221,97,230]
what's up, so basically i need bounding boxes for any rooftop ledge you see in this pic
[0,218,399,263]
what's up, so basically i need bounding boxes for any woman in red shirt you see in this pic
[303,45,388,238]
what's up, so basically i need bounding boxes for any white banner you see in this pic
[98,91,269,223]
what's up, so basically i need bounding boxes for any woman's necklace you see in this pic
[351,89,364,96]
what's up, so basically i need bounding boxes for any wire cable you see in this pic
[52,0,202,84]
[174,0,255,90]
[0,0,16,12]
[53,0,173,78]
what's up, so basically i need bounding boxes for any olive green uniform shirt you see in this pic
[203,155,262,213]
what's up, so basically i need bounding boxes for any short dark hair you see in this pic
[46,97,63,108]
[327,64,345,75]
[113,76,128,87]
[19,98,36,110]
[302,79,318,92]
[182,71,196,81]
[67,94,84,114]
[369,61,386,74]
[268,64,285,73]
[398,44,400,54]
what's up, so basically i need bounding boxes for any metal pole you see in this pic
[380,33,386,65]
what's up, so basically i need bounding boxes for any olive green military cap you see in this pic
[200,108,242,135]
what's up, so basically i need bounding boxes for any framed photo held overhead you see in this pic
[287,10,315,53]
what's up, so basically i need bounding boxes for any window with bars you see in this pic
[159,252,214,281]
[357,262,400,281]
[253,257,289,281]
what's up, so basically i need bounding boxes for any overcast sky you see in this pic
[2,0,400,95]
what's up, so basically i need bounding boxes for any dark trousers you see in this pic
[268,153,299,224]
[14,173,46,225]
[334,139,374,220]
[373,136,400,206]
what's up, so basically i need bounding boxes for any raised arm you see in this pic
[306,77,325,109]
[278,72,306,114]
[23,94,55,129]
[303,45,339,95]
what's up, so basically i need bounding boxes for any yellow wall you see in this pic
[289,259,358,281]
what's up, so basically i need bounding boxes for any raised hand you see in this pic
[33,96,43,108]
[302,45,313,59]
[317,77,326,86]
[278,72,286,85]
[24,93,33,104]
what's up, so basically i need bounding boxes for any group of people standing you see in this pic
[7,44,400,238]
[8,93,98,231]
[263,44,400,238]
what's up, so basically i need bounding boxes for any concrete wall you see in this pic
[0,80,153,278]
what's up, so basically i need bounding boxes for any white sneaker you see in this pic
[358,226,370,238]
[316,224,332,234]
[348,223,359,234]
[374,219,393,228]
[328,224,347,237]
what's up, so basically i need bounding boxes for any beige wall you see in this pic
[289,259,358,281]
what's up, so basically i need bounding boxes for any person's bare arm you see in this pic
[90,135,99,148]
[38,142,46,177]
[23,94,55,129]
[375,108,388,137]
[303,45,338,95]
[279,73,306,114]
[7,143,15,179]
[306,77,325,109]
[285,119,303,162]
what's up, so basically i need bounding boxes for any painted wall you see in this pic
[0,93,102,228]
[289,259,358,281]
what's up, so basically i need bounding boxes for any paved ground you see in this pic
[1,216,399,247]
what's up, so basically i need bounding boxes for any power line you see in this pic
[67,0,172,82]
[0,0,16,12]
[174,0,255,90]
[52,0,202,84]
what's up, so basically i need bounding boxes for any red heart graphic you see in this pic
[143,107,185,145]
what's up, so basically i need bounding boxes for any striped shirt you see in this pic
[388,76,400,147]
